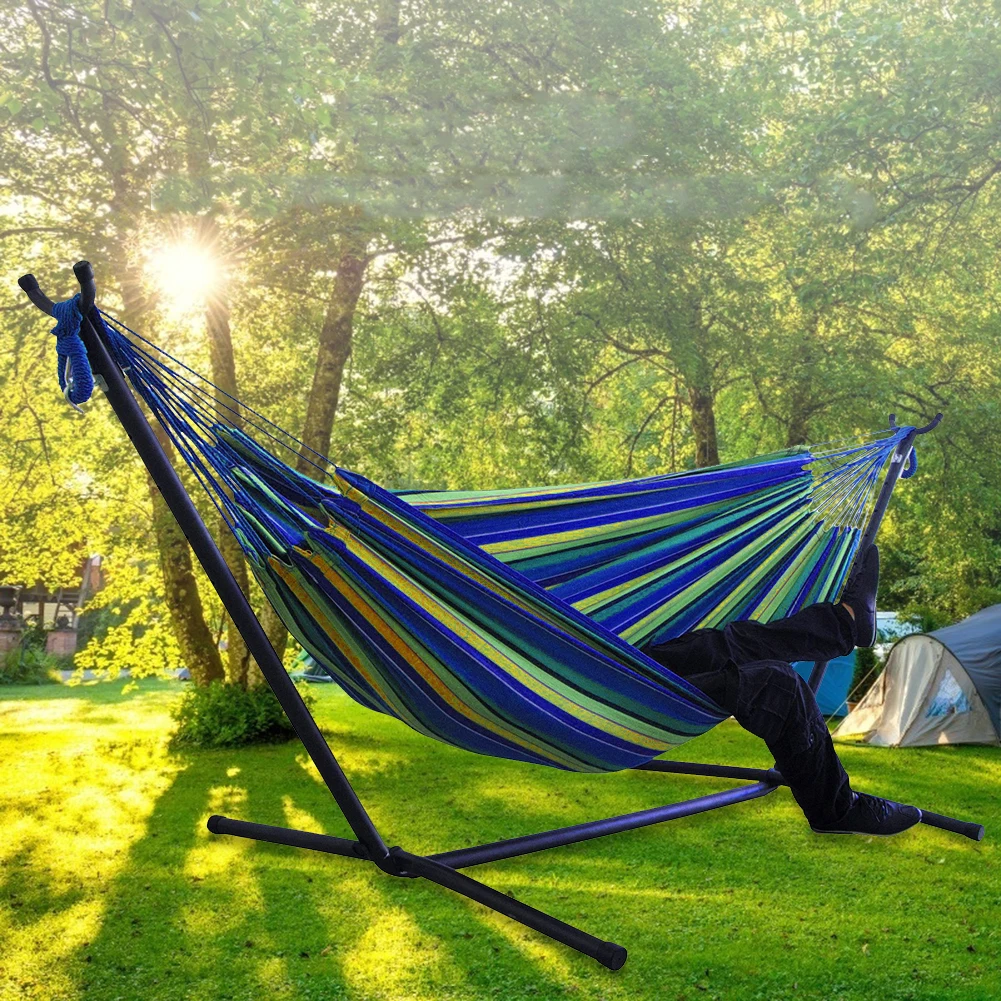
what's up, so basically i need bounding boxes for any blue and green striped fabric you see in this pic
[98,311,912,772]
[400,450,866,648]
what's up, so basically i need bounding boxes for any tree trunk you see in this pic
[374,0,402,45]
[147,426,226,686]
[296,238,369,473]
[785,404,810,449]
[117,267,224,687]
[204,266,263,688]
[295,0,397,470]
[268,236,368,665]
[685,308,720,468]
[688,380,720,467]
[275,1,395,662]
[783,325,820,448]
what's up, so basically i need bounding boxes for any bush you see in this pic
[849,646,881,703]
[0,644,62,685]
[170,680,314,748]
[0,623,63,685]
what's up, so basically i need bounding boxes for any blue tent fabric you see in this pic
[930,604,1001,736]
[792,654,856,717]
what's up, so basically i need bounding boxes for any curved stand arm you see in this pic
[17,273,56,316]
[887,411,942,479]
[889,411,943,435]
[18,260,96,317]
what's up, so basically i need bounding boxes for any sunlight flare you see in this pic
[146,239,220,316]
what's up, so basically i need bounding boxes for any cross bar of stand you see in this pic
[430,781,777,868]
[205,780,780,970]
[634,758,785,784]
[207,815,366,859]
[394,849,628,970]
[208,780,780,872]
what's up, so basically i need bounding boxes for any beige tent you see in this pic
[834,605,1001,747]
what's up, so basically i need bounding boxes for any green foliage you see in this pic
[849,646,881,705]
[169,680,313,749]
[73,554,183,680]
[2,0,1001,651]
[0,622,62,685]
[0,645,60,685]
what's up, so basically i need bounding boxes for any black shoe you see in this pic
[842,545,879,647]
[811,792,922,837]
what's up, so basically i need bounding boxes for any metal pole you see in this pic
[855,411,942,570]
[396,850,629,970]
[855,431,918,562]
[809,414,940,695]
[207,816,367,858]
[429,781,778,869]
[807,659,829,694]
[635,759,786,784]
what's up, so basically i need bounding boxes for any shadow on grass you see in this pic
[0,845,87,931]
[7,682,997,1001]
[66,729,594,1001]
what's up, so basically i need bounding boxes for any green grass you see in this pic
[1,680,998,1001]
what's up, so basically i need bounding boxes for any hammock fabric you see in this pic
[96,311,914,773]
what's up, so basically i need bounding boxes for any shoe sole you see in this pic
[811,809,922,837]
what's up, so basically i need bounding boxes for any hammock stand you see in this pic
[19,262,983,972]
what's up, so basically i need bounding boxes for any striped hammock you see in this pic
[98,312,913,773]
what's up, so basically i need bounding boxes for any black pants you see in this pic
[643,602,858,826]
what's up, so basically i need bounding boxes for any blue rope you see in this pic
[99,309,333,472]
[51,295,94,406]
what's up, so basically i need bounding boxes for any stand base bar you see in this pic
[205,770,984,974]
[636,762,984,841]
[430,781,778,870]
[919,810,985,842]
[207,815,366,859]
[635,759,787,784]
[394,850,627,971]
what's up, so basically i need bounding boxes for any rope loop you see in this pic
[51,294,94,407]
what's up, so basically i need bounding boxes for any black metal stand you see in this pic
[16,263,982,973]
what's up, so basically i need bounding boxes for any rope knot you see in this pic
[51,294,94,407]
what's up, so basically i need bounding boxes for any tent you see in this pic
[833,604,1001,747]
[793,652,855,717]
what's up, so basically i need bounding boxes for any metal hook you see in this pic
[888,411,943,435]
[61,355,86,414]
[888,411,941,479]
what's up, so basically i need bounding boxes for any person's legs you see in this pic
[643,600,856,681]
[722,601,856,666]
[730,659,853,826]
[641,552,921,833]
[643,621,856,825]
[726,658,921,834]
[644,545,880,678]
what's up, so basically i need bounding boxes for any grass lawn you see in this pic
[1,679,998,1001]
